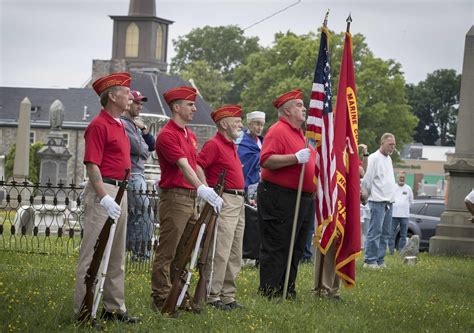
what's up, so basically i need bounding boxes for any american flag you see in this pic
[306,28,337,251]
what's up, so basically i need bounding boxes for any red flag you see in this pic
[333,31,361,288]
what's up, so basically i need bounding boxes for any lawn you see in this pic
[0,251,473,332]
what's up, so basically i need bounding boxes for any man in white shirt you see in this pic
[362,133,397,269]
[388,172,414,255]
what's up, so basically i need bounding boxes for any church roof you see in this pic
[0,72,214,128]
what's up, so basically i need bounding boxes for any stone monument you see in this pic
[12,97,31,180]
[37,100,72,185]
[429,26,474,256]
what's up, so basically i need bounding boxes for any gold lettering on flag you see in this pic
[346,87,358,146]
[336,171,346,194]
[337,200,346,223]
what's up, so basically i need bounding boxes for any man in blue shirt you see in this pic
[237,111,265,202]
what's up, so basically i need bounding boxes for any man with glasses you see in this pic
[74,72,140,325]
[237,111,265,203]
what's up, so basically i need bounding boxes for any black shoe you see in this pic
[100,310,141,324]
[151,298,165,313]
[226,301,244,310]
[208,300,231,311]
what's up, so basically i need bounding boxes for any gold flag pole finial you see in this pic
[323,9,330,28]
[346,13,352,33]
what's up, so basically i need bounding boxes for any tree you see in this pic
[405,83,439,145]
[170,25,261,104]
[406,69,461,146]
[180,60,232,109]
[5,142,44,184]
[235,30,418,154]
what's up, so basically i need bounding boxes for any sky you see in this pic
[0,0,473,89]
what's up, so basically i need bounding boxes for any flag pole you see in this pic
[315,9,330,296]
[282,126,308,301]
[346,13,352,33]
[282,10,330,300]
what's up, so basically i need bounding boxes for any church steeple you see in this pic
[128,0,156,16]
[110,0,173,72]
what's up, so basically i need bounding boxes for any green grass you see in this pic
[0,252,473,332]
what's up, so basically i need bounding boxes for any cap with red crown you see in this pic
[272,89,303,109]
[92,72,131,96]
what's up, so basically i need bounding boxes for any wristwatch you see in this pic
[363,153,369,157]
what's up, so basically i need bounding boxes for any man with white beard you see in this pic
[197,105,246,311]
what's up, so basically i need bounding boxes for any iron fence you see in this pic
[0,178,159,271]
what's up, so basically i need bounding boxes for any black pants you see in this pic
[257,181,314,297]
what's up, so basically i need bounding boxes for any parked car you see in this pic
[394,198,445,251]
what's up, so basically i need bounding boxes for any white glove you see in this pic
[197,185,224,214]
[100,195,121,220]
[295,148,310,164]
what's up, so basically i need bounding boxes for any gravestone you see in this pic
[429,26,474,256]
[12,97,31,180]
[37,100,72,185]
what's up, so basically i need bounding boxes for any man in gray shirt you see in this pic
[121,90,155,260]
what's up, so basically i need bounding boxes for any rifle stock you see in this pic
[161,171,226,315]
[78,169,130,323]
[192,211,218,311]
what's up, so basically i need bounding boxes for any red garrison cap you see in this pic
[131,90,148,102]
[163,86,197,105]
[272,89,304,109]
[92,72,131,96]
[211,105,242,123]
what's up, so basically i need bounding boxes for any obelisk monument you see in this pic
[12,97,31,180]
[429,26,474,255]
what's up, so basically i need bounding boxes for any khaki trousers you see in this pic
[73,182,128,314]
[206,193,245,304]
[151,190,197,301]
[313,241,341,296]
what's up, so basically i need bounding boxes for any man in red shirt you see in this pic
[197,105,246,311]
[151,86,223,310]
[74,72,140,325]
[257,89,316,299]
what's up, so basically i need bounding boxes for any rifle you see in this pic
[78,169,130,324]
[192,203,219,312]
[161,171,226,315]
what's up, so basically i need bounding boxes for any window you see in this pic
[155,24,164,60]
[29,131,36,144]
[125,23,139,57]
[424,204,445,217]
[410,202,425,214]
[62,133,69,147]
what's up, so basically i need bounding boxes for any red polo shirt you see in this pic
[83,109,131,180]
[155,119,198,189]
[197,132,245,190]
[260,118,316,193]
